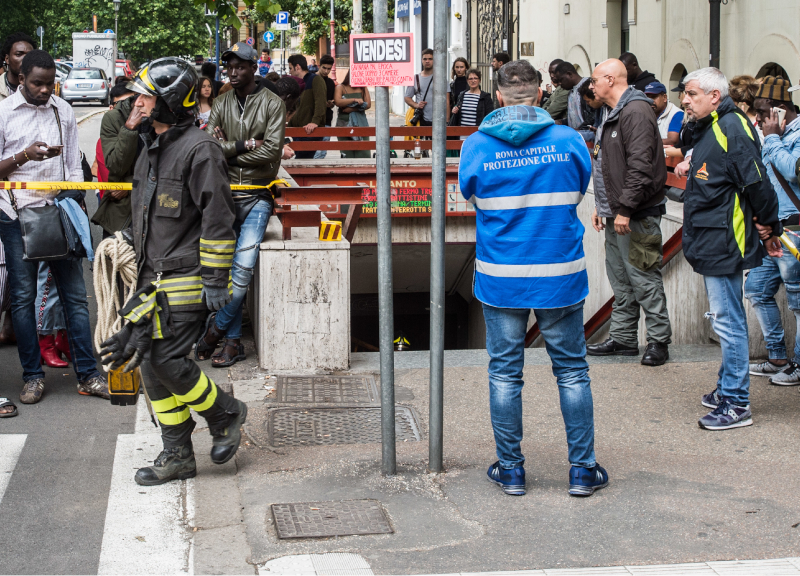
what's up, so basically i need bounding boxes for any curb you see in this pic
[76,109,108,125]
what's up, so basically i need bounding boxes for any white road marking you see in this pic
[258,554,374,576]
[0,434,27,505]
[98,397,195,575]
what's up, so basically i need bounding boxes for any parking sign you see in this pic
[275,11,290,30]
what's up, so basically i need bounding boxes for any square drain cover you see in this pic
[275,375,378,404]
[268,406,421,447]
[271,500,392,539]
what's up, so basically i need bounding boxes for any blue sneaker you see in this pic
[569,464,609,496]
[487,461,526,496]
[698,399,752,430]
[701,389,722,409]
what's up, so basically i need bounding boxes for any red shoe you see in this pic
[40,334,68,368]
[55,329,71,362]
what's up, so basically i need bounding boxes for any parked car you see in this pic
[55,62,70,82]
[61,67,110,106]
[116,59,136,77]
[195,54,205,66]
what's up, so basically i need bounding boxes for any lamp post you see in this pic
[113,0,121,62]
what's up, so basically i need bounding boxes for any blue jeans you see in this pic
[37,263,66,333]
[704,273,750,405]
[214,200,272,339]
[0,211,100,382]
[744,233,800,360]
[483,301,596,469]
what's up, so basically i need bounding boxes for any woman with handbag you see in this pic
[334,72,371,159]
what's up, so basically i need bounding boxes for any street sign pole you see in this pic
[373,0,396,477]
[329,0,337,82]
[215,16,220,81]
[281,30,284,73]
[428,0,447,474]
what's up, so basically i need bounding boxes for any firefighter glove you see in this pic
[201,285,231,312]
[100,320,153,372]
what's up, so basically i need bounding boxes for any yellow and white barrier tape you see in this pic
[0,178,290,192]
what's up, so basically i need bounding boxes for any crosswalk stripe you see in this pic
[98,397,195,575]
[0,434,26,505]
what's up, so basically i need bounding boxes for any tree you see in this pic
[38,0,210,63]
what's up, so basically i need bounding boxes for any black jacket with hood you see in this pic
[600,87,667,219]
[683,96,782,276]
[631,70,658,92]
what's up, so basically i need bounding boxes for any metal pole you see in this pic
[375,0,396,476]
[281,30,285,73]
[353,0,363,34]
[329,0,337,82]
[215,16,220,81]
[428,0,447,474]
[709,0,721,69]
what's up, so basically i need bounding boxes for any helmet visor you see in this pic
[127,65,158,97]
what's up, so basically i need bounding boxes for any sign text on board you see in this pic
[349,33,414,87]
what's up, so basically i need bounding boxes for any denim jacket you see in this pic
[763,116,800,221]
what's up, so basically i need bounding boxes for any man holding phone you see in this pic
[745,76,800,385]
[0,50,108,406]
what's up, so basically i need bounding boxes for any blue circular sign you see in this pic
[263,31,274,43]
[104,29,114,34]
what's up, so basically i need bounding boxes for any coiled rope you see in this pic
[93,232,138,359]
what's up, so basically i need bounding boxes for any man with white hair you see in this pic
[460,60,607,497]
[676,67,784,430]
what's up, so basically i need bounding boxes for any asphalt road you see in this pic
[0,111,137,575]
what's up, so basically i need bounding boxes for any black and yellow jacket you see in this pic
[131,118,236,317]
[683,96,782,276]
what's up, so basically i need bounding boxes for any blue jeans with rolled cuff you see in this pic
[0,211,100,382]
[483,301,596,470]
[214,200,273,340]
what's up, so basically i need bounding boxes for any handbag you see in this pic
[8,106,71,261]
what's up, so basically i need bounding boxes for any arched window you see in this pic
[669,63,687,106]
[756,62,790,80]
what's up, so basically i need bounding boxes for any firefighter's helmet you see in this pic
[128,57,197,118]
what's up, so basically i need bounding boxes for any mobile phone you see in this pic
[47,144,64,150]
[772,107,786,126]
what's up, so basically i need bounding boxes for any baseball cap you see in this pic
[644,81,667,95]
[755,76,794,103]
[670,82,685,93]
[221,42,258,65]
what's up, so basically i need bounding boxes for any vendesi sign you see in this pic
[349,33,414,87]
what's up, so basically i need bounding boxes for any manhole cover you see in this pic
[271,500,392,539]
[268,406,421,447]
[275,375,378,404]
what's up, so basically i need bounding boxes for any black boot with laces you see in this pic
[135,443,196,486]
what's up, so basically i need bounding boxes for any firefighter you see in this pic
[99,57,246,486]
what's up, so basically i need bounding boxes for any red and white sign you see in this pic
[348,33,414,87]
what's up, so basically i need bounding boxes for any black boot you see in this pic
[586,338,639,357]
[135,443,196,486]
[641,342,669,366]
[210,400,248,465]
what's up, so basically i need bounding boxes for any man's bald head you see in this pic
[590,59,629,107]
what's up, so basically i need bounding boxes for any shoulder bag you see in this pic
[9,105,70,261]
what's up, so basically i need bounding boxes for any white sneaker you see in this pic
[769,361,800,386]
[750,359,788,377]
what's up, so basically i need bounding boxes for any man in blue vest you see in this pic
[459,59,608,497]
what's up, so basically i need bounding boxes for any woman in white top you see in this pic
[196,76,214,128]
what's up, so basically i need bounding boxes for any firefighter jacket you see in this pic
[204,84,286,188]
[683,96,782,276]
[131,118,236,317]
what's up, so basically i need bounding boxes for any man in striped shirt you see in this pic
[0,50,108,406]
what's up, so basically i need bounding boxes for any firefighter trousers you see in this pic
[140,316,240,448]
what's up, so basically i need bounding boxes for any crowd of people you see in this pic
[462,51,800,497]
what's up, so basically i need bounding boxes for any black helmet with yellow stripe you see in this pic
[128,57,197,121]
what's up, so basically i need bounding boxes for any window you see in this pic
[69,69,102,79]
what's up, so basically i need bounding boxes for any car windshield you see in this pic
[70,70,102,79]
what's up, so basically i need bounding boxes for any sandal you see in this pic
[195,313,223,361]
[0,397,18,418]
[211,340,246,368]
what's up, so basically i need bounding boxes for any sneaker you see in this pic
[19,378,45,404]
[701,389,722,409]
[749,359,788,377]
[698,399,753,430]
[487,461,526,496]
[135,443,197,486]
[77,375,110,399]
[569,464,609,496]
[769,361,800,386]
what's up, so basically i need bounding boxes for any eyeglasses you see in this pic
[589,74,613,85]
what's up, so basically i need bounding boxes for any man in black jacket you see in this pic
[675,67,784,430]
[587,58,672,367]
[100,58,246,485]
[619,52,658,92]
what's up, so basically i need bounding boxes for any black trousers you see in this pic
[141,317,240,448]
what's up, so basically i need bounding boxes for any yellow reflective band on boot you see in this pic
[173,372,219,413]
[150,395,184,413]
[733,193,746,257]
[156,407,191,426]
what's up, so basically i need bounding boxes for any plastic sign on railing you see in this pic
[349,33,414,87]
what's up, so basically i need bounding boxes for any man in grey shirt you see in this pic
[404,48,450,126]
